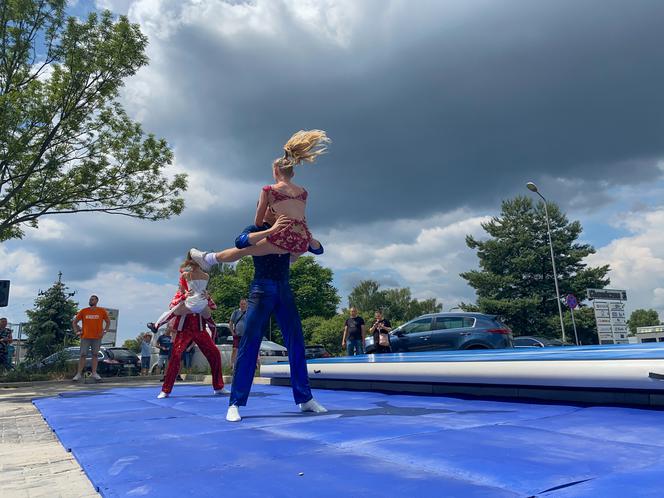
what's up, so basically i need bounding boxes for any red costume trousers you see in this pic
[161,314,224,394]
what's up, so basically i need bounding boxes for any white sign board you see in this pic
[102,308,119,347]
[591,294,628,345]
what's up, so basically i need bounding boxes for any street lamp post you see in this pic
[527,182,566,343]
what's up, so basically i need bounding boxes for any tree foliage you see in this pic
[289,256,339,320]
[305,315,347,356]
[24,277,78,361]
[627,309,661,335]
[348,279,442,323]
[0,1,186,241]
[460,196,610,339]
[549,307,598,345]
[122,333,145,354]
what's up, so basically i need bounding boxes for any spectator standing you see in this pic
[71,295,110,381]
[0,318,12,370]
[156,329,173,380]
[229,298,248,371]
[182,341,196,370]
[370,310,392,354]
[342,307,366,356]
[140,333,152,375]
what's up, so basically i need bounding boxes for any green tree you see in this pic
[301,315,325,345]
[627,309,661,335]
[24,277,78,361]
[460,196,610,338]
[207,258,254,324]
[348,280,442,323]
[550,307,598,345]
[348,280,384,314]
[289,256,339,319]
[308,315,347,356]
[0,2,186,241]
[122,332,145,353]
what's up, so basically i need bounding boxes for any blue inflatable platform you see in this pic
[33,383,664,497]
[262,344,664,405]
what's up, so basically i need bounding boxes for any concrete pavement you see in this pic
[0,378,184,498]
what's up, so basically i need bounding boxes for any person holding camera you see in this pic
[370,310,392,354]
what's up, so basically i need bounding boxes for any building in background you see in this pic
[631,325,664,344]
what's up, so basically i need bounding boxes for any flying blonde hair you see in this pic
[274,130,330,176]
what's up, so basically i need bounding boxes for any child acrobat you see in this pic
[189,129,329,270]
[147,252,216,335]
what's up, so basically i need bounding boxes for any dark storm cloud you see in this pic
[15,0,664,284]
[128,0,664,230]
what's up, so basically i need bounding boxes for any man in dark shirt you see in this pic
[156,331,172,378]
[190,217,327,422]
[342,307,365,356]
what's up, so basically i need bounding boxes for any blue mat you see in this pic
[33,384,664,497]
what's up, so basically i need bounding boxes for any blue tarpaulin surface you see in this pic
[33,384,664,497]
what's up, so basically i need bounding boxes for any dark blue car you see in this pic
[364,312,513,353]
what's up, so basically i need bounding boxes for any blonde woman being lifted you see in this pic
[190,129,329,268]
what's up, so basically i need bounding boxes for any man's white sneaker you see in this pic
[189,248,212,272]
[92,373,102,381]
[226,405,241,422]
[157,391,169,399]
[299,398,328,413]
[214,388,230,395]
[72,373,82,381]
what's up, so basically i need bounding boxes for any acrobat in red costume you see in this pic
[158,313,226,398]
[149,271,217,337]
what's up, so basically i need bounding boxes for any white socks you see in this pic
[299,398,328,413]
[204,253,218,266]
[226,405,241,422]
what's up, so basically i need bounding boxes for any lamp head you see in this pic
[526,182,539,193]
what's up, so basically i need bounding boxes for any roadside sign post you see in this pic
[565,294,579,345]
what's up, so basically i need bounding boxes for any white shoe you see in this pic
[299,398,328,413]
[214,387,230,395]
[157,391,169,399]
[72,373,81,381]
[226,405,241,422]
[92,373,102,381]
[189,248,212,272]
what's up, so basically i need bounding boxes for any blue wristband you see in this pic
[308,243,324,255]
[236,233,251,249]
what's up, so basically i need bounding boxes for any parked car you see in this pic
[305,344,332,359]
[513,336,568,348]
[33,346,140,376]
[364,312,513,354]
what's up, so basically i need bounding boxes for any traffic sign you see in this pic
[587,288,627,301]
[565,294,578,309]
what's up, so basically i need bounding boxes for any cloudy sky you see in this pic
[4,0,664,344]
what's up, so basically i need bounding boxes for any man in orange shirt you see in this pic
[71,295,110,381]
